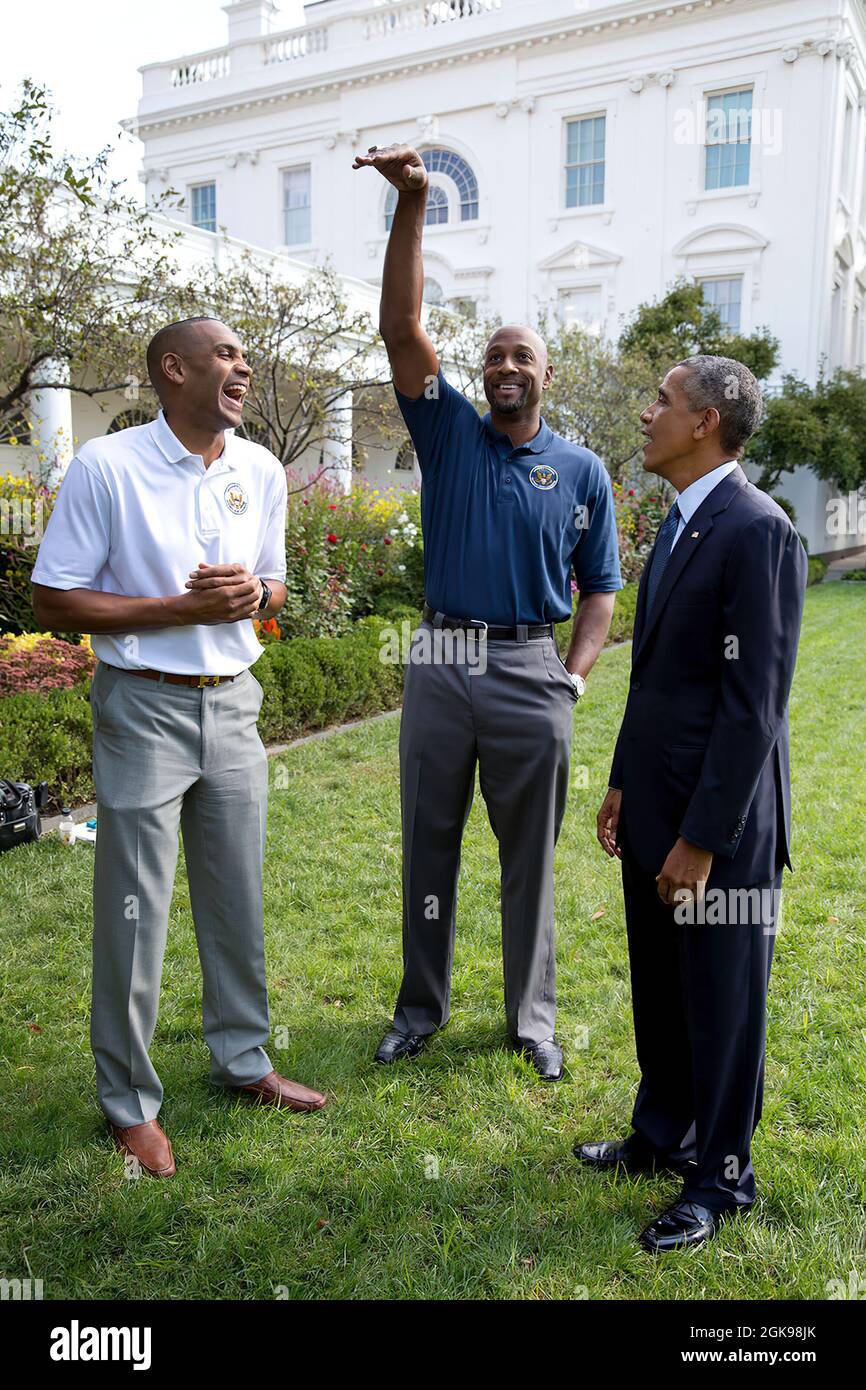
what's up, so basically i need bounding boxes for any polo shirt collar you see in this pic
[482,412,554,454]
[150,409,238,471]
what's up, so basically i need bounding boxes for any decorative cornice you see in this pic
[132,0,754,137]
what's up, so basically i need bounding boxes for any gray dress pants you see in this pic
[393,619,576,1045]
[89,659,272,1127]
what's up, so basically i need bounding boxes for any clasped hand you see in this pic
[182,563,262,624]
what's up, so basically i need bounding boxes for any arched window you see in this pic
[395,439,416,472]
[108,408,152,433]
[0,412,31,446]
[422,278,444,305]
[384,147,479,229]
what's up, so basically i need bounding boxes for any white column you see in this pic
[322,390,353,495]
[28,359,74,486]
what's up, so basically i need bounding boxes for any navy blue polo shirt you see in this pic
[395,369,622,625]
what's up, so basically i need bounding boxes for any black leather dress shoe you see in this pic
[574,1135,666,1174]
[517,1037,563,1081]
[374,1028,428,1064]
[638,1200,740,1253]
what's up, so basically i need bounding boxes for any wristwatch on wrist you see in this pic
[257,580,272,612]
[569,671,587,698]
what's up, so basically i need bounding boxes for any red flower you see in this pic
[302,498,309,505]
[649,496,656,502]
[628,489,634,496]
[328,503,338,510]
[376,567,384,576]
[327,533,338,543]
[383,535,393,545]
[360,543,367,550]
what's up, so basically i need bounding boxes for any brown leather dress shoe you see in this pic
[109,1119,176,1177]
[237,1070,327,1112]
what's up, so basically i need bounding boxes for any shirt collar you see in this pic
[675,460,739,524]
[150,409,238,472]
[482,413,554,454]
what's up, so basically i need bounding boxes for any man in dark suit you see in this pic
[579,355,808,1252]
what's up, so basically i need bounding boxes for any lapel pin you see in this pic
[691,530,700,539]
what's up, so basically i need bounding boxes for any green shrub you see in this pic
[553,581,638,656]
[841,567,866,581]
[0,682,95,810]
[807,556,828,587]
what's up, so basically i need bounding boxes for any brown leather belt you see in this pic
[124,668,241,688]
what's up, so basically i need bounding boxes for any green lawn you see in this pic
[1,584,864,1301]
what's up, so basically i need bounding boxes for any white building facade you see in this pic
[128,0,866,556]
[5,0,866,554]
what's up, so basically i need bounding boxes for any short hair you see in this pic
[145,316,221,396]
[677,355,763,456]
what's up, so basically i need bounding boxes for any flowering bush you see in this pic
[281,471,424,638]
[613,482,671,584]
[0,472,57,635]
[0,631,94,696]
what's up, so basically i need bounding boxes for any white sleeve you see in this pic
[30,458,111,590]
[253,468,287,583]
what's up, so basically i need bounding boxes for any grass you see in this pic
[0,584,864,1301]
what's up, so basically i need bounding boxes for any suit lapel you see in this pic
[632,467,748,666]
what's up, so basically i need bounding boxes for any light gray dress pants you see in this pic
[89,659,272,1127]
[393,619,576,1046]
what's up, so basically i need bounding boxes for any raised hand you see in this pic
[352,142,428,193]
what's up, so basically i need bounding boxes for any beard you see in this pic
[487,385,528,414]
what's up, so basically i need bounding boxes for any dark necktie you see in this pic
[645,501,681,614]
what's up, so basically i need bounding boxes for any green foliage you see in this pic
[841,568,866,581]
[280,478,423,638]
[0,472,56,633]
[0,683,94,810]
[0,81,193,452]
[807,556,828,587]
[618,279,779,383]
[749,369,866,495]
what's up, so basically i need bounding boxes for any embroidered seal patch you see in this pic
[224,483,249,515]
[529,463,558,490]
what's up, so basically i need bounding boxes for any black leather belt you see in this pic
[422,603,555,640]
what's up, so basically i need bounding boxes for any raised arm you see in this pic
[353,142,439,398]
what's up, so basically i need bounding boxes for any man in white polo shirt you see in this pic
[31,316,326,1179]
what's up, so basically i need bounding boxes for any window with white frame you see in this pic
[564,115,606,208]
[283,166,311,245]
[704,89,753,191]
[699,276,743,333]
[190,182,216,232]
[557,286,603,334]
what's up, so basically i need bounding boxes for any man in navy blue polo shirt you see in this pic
[354,142,622,1079]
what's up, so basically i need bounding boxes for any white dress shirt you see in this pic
[31,411,288,675]
[670,460,739,550]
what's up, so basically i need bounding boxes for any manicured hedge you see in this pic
[0,586,638,812]
[807,556,828,587]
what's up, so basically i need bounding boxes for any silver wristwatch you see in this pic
[569,671,586,698]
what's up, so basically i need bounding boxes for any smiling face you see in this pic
[639,364,711,481]
[482,326,552,417]
[153,319,251,430]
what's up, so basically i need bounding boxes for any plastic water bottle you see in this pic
[58,808,75,845]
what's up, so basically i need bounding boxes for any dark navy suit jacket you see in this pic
[610,467,808,890]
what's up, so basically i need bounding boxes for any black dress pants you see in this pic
[621,848,781,1211]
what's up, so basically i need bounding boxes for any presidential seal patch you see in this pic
[529,463,558,491]
[224,482,248,516]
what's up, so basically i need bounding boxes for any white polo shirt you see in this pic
[31,410,288,675]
